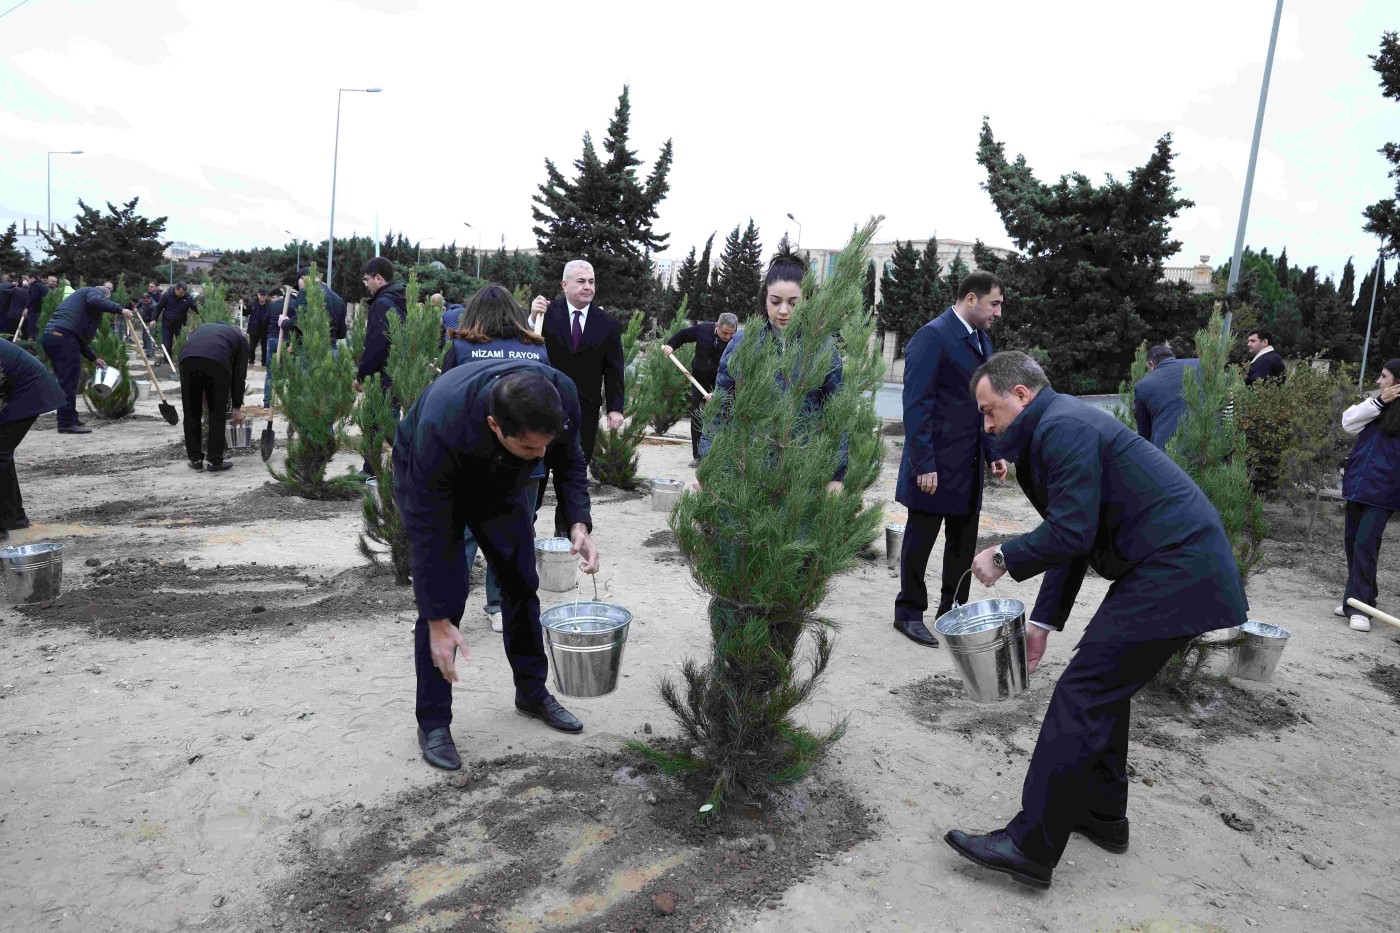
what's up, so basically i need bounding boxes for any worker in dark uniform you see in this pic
[662,311,739,461]
[21,274,49,342]
[0,340,66,539]
[246,289,273,366]
[39,282,130,435]
[156,282,199,357]
[393,361,601,771]
[178,322,250,472]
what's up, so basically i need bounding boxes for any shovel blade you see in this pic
[159,402,179,426]
[260,426,275,462]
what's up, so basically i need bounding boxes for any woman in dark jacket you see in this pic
[443,285,551,632]
[1336,357,1400,632]
[0,341,67,539]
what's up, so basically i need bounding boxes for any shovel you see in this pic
[1346,598,1400,631]
[128,316,179,425]
[132,313,177,372]
[11,309,27,341]
[665,350,712,400]
[260,293,291,461]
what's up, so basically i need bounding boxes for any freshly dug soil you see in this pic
[16,559,415,639]
[245,751,874,933]
[51,481,362,528]
[642,528,684,566]
[1365,663,1400,705]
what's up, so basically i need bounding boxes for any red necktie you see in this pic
[572,310,583,351]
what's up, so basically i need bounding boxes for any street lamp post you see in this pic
[327,87,381,293]
[47,150,84,236]
[284,229,300,272]
[1359,250,1383,388]
[464,222,483,278]
[787,212,802,249]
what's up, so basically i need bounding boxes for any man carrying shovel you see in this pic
[393,359,600,771]
[39,282,130,435]
[178,321,250,472]
[662,312,737,462]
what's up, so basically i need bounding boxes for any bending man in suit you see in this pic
[893,271,1007,647]
[1132,344,1200,450]
[944,351,1248,889]
[531,260,625,531]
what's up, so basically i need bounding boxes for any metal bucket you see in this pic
[225,422,253,448]
[1227,620,1290,683]
[540,598,632,697]
[535,537,576,592]
[886,523,905,571]
[0,542,64,606]
[651,478,684,512]
[132,380,149,400]
[91,366,123,398]
[933,598,1029,702]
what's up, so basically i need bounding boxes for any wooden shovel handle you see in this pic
[666,351,711,400]
[1346,598,1400,630]
[127,315,170,404]
[11,309,26,341]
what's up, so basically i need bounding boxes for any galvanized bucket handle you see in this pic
[951,568,975,611]
[572,572,599,610]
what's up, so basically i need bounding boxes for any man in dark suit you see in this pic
[943,351,1248,890]
[22,274,49,342]
[662,312,739,460]
[245,289,272,366]
[1243,329,1286,386]
[893,271,1008,647]
[1132,345,1200,450]
[531,260,625,529]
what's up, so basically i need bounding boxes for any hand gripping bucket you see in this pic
[885,523,905,571]
[535,537,576,592]
[0,542,64,606]
[1226,620,1290,683]
[540,577,632,698]
[933,596,1029,702]
[651,478,684,512]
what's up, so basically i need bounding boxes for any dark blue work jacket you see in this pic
[1343,410,1400,512]
[392,359,591,621]
[997,388,1248,642]
[45,287,125,360]
[0,339,65,424]
[442,336,551,479]
[245,299,274,332]
[156,290,198,324]
[1133,357,1200,450]
[290,284,347,340]
[358,283,408,382]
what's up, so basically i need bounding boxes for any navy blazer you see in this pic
[897,307,995,515]
[541,299,625,413]
[997,388,1248,642]
[1133,357,1200,450]
[392,359,591,621]
[0,339,66,424]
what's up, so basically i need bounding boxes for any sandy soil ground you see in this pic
[3,368,1399,933]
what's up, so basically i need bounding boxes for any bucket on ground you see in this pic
[0,542,64,606]
[535,537,576,592]
[885,523,905,571]
[91,366,123,398]
[651,478,684,512]
[225,422,253,449]
[1227,620,1290,683]
[540,597,632,698]
[933,598,1029,702]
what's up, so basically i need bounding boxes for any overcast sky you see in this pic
[1,0,1394,282]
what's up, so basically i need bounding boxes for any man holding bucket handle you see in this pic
[40,282,130,435]
[394,360,600,771]
[943,351,1247,889]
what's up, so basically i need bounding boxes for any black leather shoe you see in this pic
[945,828,1053,889]
[515,695,583,733]
[1072,813,1129,853]
[206,461,232,472]
[9,518,30,530]
[58,426,92,435]
[417,726,462,771]
[893,618,939,647]
[188,459,204,471]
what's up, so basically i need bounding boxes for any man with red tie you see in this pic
[531,260,625,530]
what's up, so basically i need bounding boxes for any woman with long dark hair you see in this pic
[443,285,550,632]
[1336,358,1400,632]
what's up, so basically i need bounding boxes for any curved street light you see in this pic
[463,221,483,278]
[787,212,802,249]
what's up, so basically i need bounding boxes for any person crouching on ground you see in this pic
[393,361,600,771]
[178,321,251,472]
[1335,357,1400,632]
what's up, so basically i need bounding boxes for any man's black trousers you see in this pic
[414,483,551,732]
[893,509,979,622]
[0,416,38,528]
[1007,635,1192,866]
[178,357,230,465]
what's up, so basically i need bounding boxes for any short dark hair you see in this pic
[174,281,188,292]
[489,371,565,438]
[957,271,1003,302]
[970,350,1051,396]
[362,257,395,281]
[1147,344,1175,366]
[256,288,268,297]
[453,284,542,345]
[1248,329,1273,344]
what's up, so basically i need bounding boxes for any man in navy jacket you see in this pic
[393,360,601,771]
[662,312,738,460]
[355,257,408,393]
[1244,329,1287,386]
[944,351,1248,889]
[22,274,49,341]
[1132,345,1200,450]
[0,340,66,537]
[245,290,273,365]
[893,271,1008,647]
[40,282,131,434]
[156,282,199,356]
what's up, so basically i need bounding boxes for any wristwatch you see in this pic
[992,546,1005,569]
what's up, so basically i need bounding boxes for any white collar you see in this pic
[1251,345,1276,363]
[950,306,977,336]
[567,302,590,318]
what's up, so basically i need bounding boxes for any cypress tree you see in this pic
[672,247,699,320]
[589,310,647,487]
[915,237,944,311]
[715,220,764,318]
[877,239,923,351]
[695,233,716,320]
[863,260,877,313]
[636,304,696,436]
[1362,31,1400,256]
[629,219,886,814]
